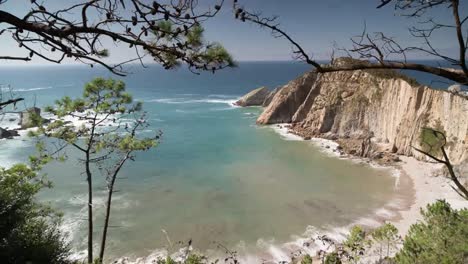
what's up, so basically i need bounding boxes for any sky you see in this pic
[0,0,466,65]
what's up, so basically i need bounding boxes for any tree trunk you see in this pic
[99,154,129,262]
[86,151,93,263]
[98,177,115,262]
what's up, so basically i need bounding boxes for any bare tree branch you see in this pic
[0,97,24,110]
[0,0,233,76]
[414,128,468,200]
[0,56,31,61]
[233,0,468,84]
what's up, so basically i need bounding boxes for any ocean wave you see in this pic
[268,124,303,141]
[0,138,31,168]
[208,107,238,112]
[207,94,239,99]
[1,84,73,93]
[66,185,408,264]
[146,97,238,106]
[107,214,381,264]
[15,86,54,92]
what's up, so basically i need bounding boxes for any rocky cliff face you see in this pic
[234,87,270,107]
[257,72,317,124]
[255,59,468,164]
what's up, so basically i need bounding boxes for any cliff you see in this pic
[234,87,270,106]
[254,58,468,164]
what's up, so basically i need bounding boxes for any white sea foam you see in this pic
[269,123,303,141]
[2,104,407,263]
[207,94,239,99]
[0,112,21,130]
[251,120,409,263]
[375,208,396,218]
[2,84,73,93]
[15,86,54,92]
[209,106,237,111]
[0,138,31,168]
[146,97,238,106]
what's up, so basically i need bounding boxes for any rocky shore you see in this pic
[237,58,468,166]
[234,58,468,262]
[0,107,44,140]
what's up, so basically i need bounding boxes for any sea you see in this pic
[0,61,459,262]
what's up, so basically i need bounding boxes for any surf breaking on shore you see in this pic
[1,99,465,264]
[108,122,415,264]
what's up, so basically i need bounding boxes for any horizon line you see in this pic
[0,58,449,67]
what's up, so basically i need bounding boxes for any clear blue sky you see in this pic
[1,0,465,65]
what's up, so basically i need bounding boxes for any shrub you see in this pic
[418,122,446,158]
[0,164,70,263]
[372,223,400,260]
[344,226,370,264]
[395,200,468,264]
[324,252,342,264]
[301,254,313,264]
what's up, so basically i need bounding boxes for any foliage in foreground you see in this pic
[395,200,468,264]
[31,77,159,263]
[0,144,465,264]
[313,200,467,264]
[0,164,70,264]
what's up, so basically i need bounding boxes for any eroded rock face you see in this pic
[234,87,270,107]
[256,72,317,124]
[19,107,41,129]
[255,58,468,164]
[262,87,280,107]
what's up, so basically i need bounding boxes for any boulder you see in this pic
[0,127,19,139]
[19,107,41,129]
[235,87,271,107]
[448,84,462,94]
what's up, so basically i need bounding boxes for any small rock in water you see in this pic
[448,84,462,94]
[304,136,311,140]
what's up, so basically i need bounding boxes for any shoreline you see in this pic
[271,123,468,234]
[270,123,468,262]
[391,156,468,235]
[117,120,461,264]
[2,109,466,263]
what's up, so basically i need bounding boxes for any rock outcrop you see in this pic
[262,87,280,107]
[257,72,317,124]
[19,107,41,129]
[0,127,19,139]
[234,87,270,107]
[244,58,468,164]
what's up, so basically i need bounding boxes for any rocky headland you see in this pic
[235,57,468,262]
[239,58,468,166]
[234,86,278,107]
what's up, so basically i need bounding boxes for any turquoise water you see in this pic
[0,63,397,260]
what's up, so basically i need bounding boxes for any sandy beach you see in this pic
[392,156,468,235]
[272,123,468,237]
